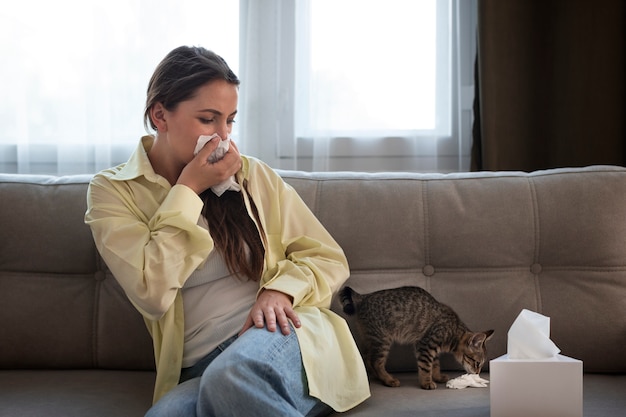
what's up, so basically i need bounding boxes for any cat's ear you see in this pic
[469,330,494,348]
[469,333,486,348]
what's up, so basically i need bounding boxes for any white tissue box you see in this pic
[490,354,582,417]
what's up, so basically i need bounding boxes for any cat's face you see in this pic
[458,330,495,374]
[461,350,487,374]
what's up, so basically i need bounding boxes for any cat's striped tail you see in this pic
[339,286,362,315]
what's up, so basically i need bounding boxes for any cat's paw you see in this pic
[382,377,401,387]
[433,374,449,383]
[420,381,438,390]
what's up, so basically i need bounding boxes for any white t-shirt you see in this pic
[181,216,258,368]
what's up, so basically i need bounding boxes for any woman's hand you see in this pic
[239,289,302,336]
[177,136,242,194]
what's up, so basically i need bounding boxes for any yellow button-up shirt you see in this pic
[84,136,370,412]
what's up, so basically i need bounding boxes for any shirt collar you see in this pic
[113,135,250,188]
[113,135,166,185]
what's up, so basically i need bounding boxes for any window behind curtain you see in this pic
[298,0,449,138]
[240,0,476,172]
[0,0,238,175]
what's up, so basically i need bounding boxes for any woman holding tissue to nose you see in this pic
[84,45,369,417]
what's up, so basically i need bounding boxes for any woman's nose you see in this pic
[216,122,230,140]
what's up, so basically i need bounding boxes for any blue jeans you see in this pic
[145,325,332,417]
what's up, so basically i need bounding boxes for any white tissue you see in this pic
[446,373,490,389]
[194,134,227,162]
[193,134,240,196]
[507,309,561,359]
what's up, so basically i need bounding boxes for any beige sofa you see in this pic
[1,165,625,417]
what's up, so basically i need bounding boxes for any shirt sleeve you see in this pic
[85,174,213,320]
[252,164,350,309]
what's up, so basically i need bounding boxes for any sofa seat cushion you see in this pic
[338,373,626,417]
[0,370,155,417]
[0,370,624,417]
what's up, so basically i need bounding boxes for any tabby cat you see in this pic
[339,286,494,389]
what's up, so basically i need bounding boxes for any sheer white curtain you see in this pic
[239,0,477,172]
[0,0,238,175]
[2,0,475,175]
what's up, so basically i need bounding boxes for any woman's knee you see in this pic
[200,343,264,389]
[144,377,200,417]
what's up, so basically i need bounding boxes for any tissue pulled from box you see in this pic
[446,373,490,389]
[193,134,240,196]
[507,309,560,359]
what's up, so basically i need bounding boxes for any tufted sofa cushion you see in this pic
[3,167,626,373]
[277,166,626,373]
[0,174,154,371]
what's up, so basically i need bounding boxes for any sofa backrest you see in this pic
[0,174,154,371]
[1,166,625,373]
[277,166,626,373]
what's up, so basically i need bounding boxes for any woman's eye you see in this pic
[199,118,214,124]
[227,119,236,125]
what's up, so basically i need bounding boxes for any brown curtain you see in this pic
[472,0,625,171]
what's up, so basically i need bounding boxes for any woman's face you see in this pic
[161,79,238,163]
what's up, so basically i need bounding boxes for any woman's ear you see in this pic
[150,102,167,132]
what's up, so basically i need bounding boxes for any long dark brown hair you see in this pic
[201,188,265,281]
[145,46,265,281]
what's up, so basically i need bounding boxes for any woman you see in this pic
[84,46,369,417]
